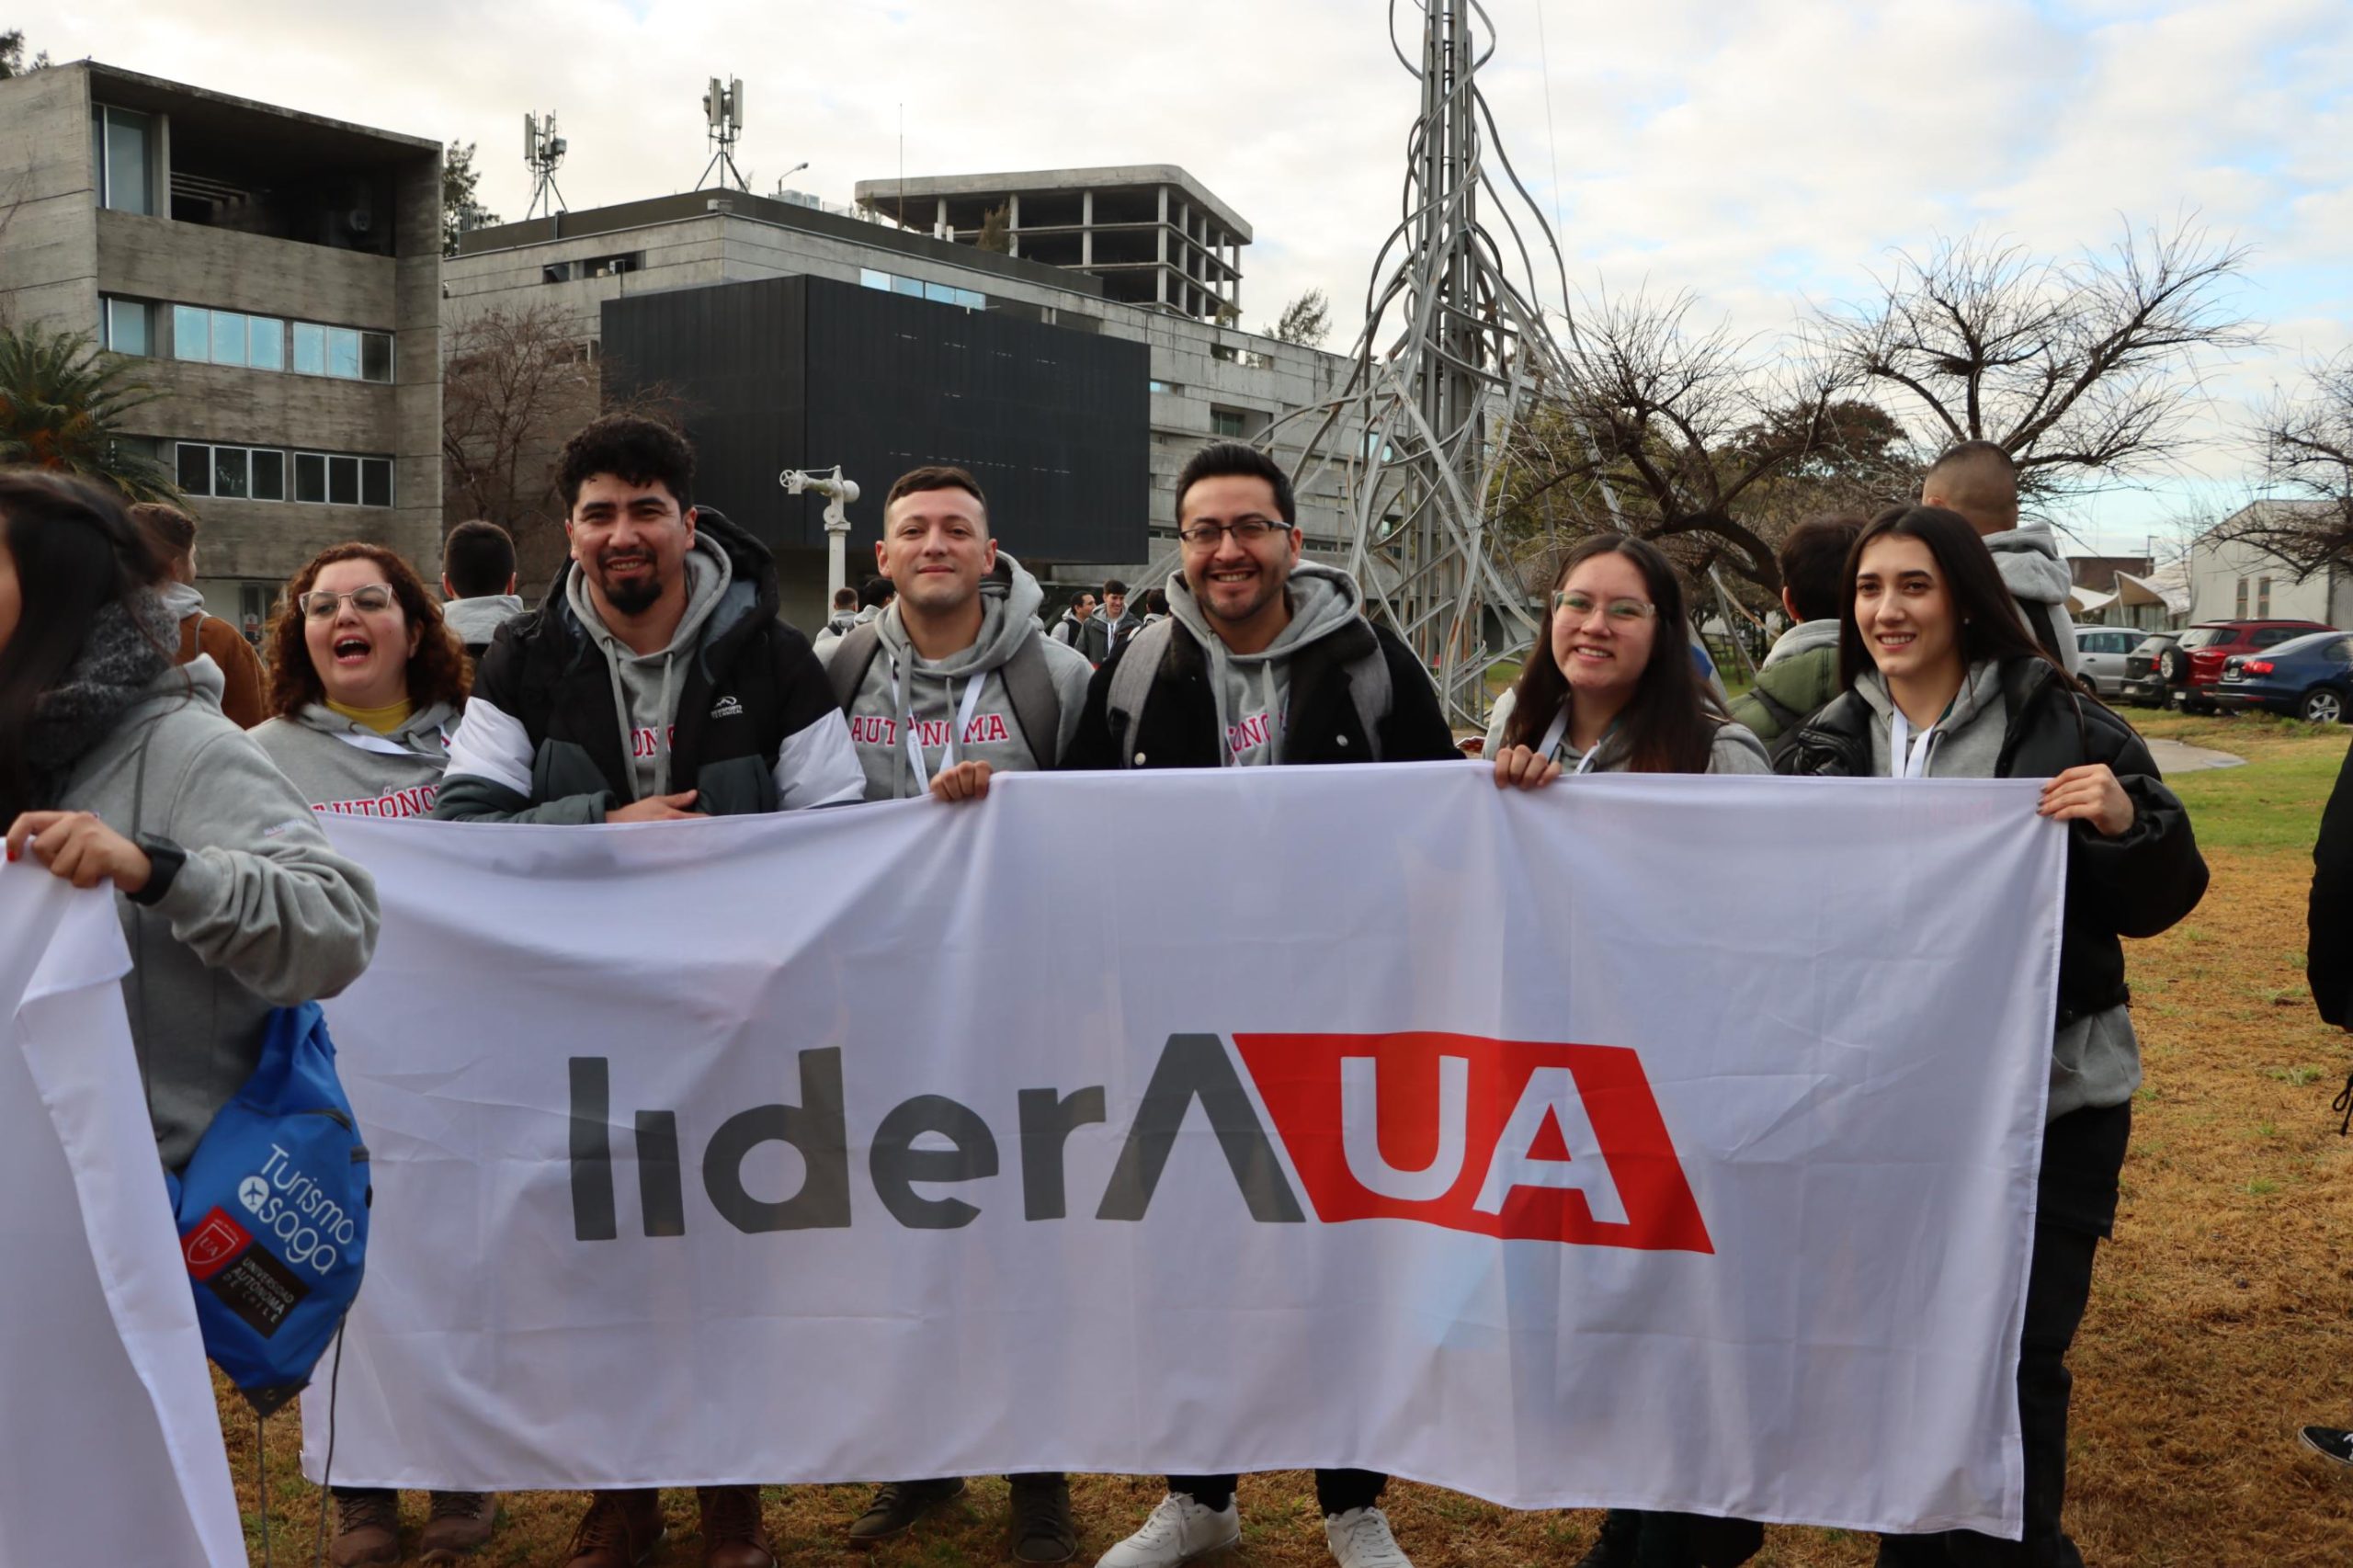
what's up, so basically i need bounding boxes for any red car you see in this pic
[2166,619,2335,711]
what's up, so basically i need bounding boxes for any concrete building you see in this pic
[446,176,1350,630]
[0,62,440,639]
[851,166,1248,322]
[2187,503,2353,627]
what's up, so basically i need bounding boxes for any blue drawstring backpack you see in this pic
[165,1002,370,1415]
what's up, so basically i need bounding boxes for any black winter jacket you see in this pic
[1061,615,1459,769]
[2312,740,2353,1030]
[1780,658,2209,1025]
[435,509,858,822]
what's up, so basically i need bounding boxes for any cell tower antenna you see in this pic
[522,111,569,222]
[696,76,750,194]
[1258,0,1616,726]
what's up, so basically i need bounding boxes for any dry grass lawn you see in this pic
[222,712,2353,1565]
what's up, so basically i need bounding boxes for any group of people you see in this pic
[0,411,2290,1568]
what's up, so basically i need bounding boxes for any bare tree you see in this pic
[441,304,684,586]
[2213,351,2353,578]
[1271,289,1332,348]
[1829,218,2257,504]
[1493,292,1903,597]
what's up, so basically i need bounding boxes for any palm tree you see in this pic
[0,324,182,502]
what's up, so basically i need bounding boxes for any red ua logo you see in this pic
[182,1207,254,1280]
[1233,1031,1712,1253]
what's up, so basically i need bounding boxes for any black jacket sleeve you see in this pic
[1374,628,1463,762]
[2067,711,2208,940]
[2312,739,2353,1028]
[1058,645,1127,771]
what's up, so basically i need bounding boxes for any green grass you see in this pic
[2129,710,2349,851]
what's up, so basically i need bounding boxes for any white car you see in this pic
[2075,626,2141,697]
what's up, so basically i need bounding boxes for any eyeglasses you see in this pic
[299,585,398,620]
[1554,590,1656,623]
[1178,518,1291,549]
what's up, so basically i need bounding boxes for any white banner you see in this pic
[302,766,2062,1537]
[0,876,246,1568]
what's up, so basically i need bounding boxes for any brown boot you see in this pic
[561,1489,666,1568]
[329,1487,401,1567]
[417,1490,497,1558]
[697,1484,775,1568]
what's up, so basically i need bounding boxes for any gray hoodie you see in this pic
[813,602,882,662]
[1165,560,1367,767]
[1760,615,1842,670]
[1984,521,2081,674]
[1480,687,1771,775]
[252,701,460,819]
[1851,660,2137,1119]
[831,554,1095,801]
[52,660,380,1168]
[442,594,527,652]
[564,537,734,801]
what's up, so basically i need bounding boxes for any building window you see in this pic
[156,301,385,381]
[2256,577,2272,618]
[102,297,152,356]
[1149,379,1181,394]
[90,106,155,216]
[2234,577,2248,618]
[1211,407,1248,438]
[178,442,384,506]
[858,266,984,311]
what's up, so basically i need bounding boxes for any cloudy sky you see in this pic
[38,0,2353,552]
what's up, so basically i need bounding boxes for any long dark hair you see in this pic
[1502,533,1726,773]
[265,542,471,719]
[1836,506,2062,687]
[0,472,165,821]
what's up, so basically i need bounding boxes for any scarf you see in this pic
[22,591,178,807]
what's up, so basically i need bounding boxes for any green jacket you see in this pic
[1728,631,1843,745]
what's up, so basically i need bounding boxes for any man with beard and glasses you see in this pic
[433,413,861,1568]
[1066,441,1456,1568]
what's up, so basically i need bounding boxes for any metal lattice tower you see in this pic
[1271,0,1596,725]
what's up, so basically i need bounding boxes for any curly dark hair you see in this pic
[558,414,695,515]
[265,543,470,718]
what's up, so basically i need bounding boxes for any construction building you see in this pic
[0,62,441,640]
[447,167,1351,630]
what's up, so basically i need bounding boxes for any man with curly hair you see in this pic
[434,414,859,1568]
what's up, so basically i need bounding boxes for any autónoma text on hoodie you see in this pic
[830,552,1094,801]
[253,700,460,818]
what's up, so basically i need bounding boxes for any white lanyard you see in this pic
[1537,708,1609,776]
[332,724,447,758]
[1889,710,1937,779]
[892,658,987,794]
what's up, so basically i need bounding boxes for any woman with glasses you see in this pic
[1483,533,1768,1568]
[1487,533,1769,785]
[1779,506,2205,1567]
[252,544,486,1565]
[253,545,472,828]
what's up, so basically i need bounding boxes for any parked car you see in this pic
[2120,633,2180,708]
[2075,626,2144,699]
[2216,631,2353,723]
[2170,619,2334,712]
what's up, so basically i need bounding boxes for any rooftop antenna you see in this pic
[522,112,569,222]
[697,76,748,193]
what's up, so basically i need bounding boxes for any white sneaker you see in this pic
[1324,1506,1414,1568]
[1094,1492,1241,1567]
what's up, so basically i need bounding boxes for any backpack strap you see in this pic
[1107,618,1181,767]
[1000,632,1061,771]
[826,621,884,714]
[2021,599,2065,667]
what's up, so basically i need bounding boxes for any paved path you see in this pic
[2144,737,2245,773]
